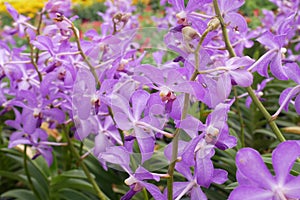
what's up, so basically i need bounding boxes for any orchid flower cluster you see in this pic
[1,0,300,199]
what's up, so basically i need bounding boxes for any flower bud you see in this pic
[182,26,200,42]
[207,17,220,31]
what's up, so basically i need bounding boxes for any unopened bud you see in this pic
[207,17,220,31]
[182,26,200,42]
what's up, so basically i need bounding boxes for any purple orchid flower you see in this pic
[5,3,36,37]
[164,138,228,199]
[272,63,300,117]
[134,64,205,102]
[218,0,248,33]
[109,90,171,163]
[249,31,289,80]
[6,108,54,166]
[170,164,227,200]
[167,0,211,33]
[229,141,300,200]
[100,146,165,200]
[166,102,235,190]
[198,56,254,108]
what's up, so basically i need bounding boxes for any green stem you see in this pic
[212,0,236,58]
[167,26,210,200]
[27,36,42,82]
[143,188,149,200]
[246,87,285,142]
[69,24,101,88]
[35,11,43,64]
[24,145,42,200]
[62,127,108,200]
[212,0,286,143]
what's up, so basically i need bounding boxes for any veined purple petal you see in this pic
[100,146,131,172]
[135,166,160,181]
[168,0,185,11]
[284,175,300,198]
[141,182,165,200]
[229,69,253,87]
[121,187,138,200]
[236,169,261,187]
[134,127,155,163]
[212,169,228,184]
[270,52,288,80]
[31,36,55,55]
[5,3,18,20]
[190,186,207,200]
[114,112,133,130]
[219,0,245,13]
[175,163,194,181]
[284,62,300,84]
[278,87,294,112]
[229,186,274,200]
[224,12,248,33]
[251,50,276,77]
[236,148,275,190]
[131,90,150,120]
[195,156,214,188]
[216,74,232,104]
[257,31,279,49]
[164,140,188,161]
[22,108,37,134]
[94,133,111,157]
[272,141,300,185]
[181,136,203,166]
[178,115,205,138]
[38,146,53,166]
[75,115,98,140]
[171,182,190,199]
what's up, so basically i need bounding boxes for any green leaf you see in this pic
[50,177,96,194]
[57,188,92,200]
[253,129,277,139]
[60,169,90,179]
[1,189,38,200]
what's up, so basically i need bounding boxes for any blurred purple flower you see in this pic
[5,2,36,37]
[168,0,211,32]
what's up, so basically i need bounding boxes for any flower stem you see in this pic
[35,11,43,64]
[166,25,211,200]
[69,22,101,88]
[246,87,286,142]
[27,36,42,82]
[212,0,286,142]
[24,145,42,200]
[62,126,108,200]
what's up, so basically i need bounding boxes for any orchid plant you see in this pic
[0,0,300,199]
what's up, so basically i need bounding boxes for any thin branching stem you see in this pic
[69,23,101,88]
[167,26,211,200]
[27,36,43,82]
[62,126,108,200]
[212,0,286,142]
